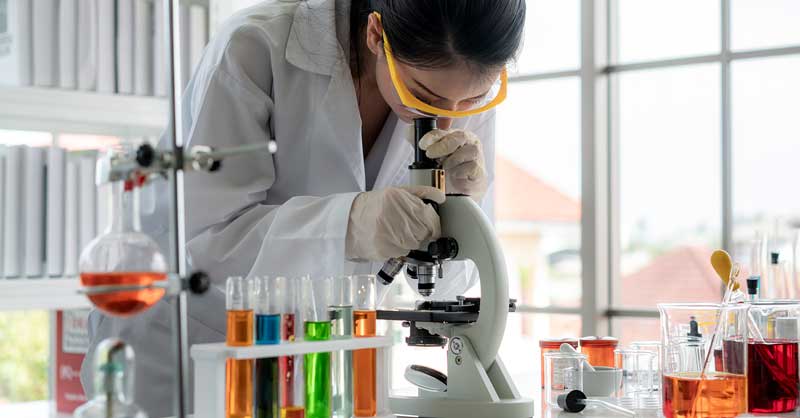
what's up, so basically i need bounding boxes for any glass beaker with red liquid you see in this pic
[742,301,800,414]
[659,303,749,418]
[79,172,168,317]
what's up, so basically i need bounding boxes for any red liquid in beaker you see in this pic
[80,271,167,317]
[748,340,799,413]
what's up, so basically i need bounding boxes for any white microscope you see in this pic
[377,118,535,418]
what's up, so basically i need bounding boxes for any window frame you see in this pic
[509,0,800,335]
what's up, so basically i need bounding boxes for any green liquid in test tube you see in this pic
[304,321,332,418]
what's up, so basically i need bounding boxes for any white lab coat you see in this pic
[81,0,496,416]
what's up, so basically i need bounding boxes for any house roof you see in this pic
[620,246,721,307]
[495,156,581,223]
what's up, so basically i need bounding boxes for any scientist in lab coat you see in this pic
[82,0,526,415]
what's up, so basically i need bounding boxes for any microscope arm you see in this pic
[439,195,509,370]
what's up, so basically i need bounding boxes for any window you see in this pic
[731,0,800,51]
[616,64,722,309]
[615,0,719,63]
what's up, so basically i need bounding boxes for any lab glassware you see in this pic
[79,177,168,317]
[543,351,585,409]
[255,276,282,418]
[280,277,300,413]
[744,300,800,414]
[301,276,333,418]
[539,338,579,388]
[659,303,749,418]
[629,340,662,407]
[330,276,353,418]
[579,336,618,367]
[226,276,255,418]
[613,349,657,409]
[352,275,378,417]
[74,338,147,418]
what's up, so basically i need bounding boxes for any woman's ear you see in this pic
[365,13,384,59]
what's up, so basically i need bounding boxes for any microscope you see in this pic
[377,118,535,417]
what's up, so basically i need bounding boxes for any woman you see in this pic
[83,0,525,415]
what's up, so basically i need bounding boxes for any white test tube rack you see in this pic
[191,336,395,418]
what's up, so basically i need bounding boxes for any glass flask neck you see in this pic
[108,181,142,234]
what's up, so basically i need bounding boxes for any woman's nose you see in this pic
[437,118,453,130]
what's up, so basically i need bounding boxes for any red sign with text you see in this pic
[56,310,90,413]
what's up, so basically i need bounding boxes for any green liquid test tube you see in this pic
[304,321,332,418]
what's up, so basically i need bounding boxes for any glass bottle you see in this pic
[74,338,148,418]
[79,174,168,317]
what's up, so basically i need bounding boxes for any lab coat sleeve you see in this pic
[179,23,358,282]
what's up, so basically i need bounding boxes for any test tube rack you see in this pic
[191,336,395,418]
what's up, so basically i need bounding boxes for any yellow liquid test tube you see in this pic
[280,406,305,418]
[352,275,378,417]
[226,277,255,418]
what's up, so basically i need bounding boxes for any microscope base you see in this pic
[390,335,535,418]
[389,396,534,418]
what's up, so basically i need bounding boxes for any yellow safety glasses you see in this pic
[375,12,508,119]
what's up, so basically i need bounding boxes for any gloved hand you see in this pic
[346,186,445,261]
[419,129,488,201]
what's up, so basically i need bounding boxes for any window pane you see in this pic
[617,64,722,309]
[0,311,49,403]
[503,313,582,399]
[612,317,660,347]
[513,0,580,75]
[496,79,581,308]
[616,0,719,63]
[732,56,800,259]
[732,0,800,51]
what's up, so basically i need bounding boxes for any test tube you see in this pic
[301,276,333,418]
[255,276,282,418]
[330,276,353,418]
[352,275,378,417]
[279,277,302,417]
[226,276,255,418]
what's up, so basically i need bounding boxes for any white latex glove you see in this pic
[419,129,488,201]
[346,186,445,261]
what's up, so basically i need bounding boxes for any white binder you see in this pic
[78,155,97,254]
[189,4,208,74]
[33,0,59,87]
[64,159,80,276]
[116,0,135,94]
[3,146,26,277]
[134,0,153,96]
[47,147,67,277]
[77,0,99,91]
[24,147,45,277]
[97,0,117,93]
[59,0,79,89]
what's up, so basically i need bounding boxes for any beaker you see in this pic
[543,351,584,409]
[79,175,168,317]
[659,303,749,418]
[746,300,800,414]
[539,338,579,388]
[614,349,657,409]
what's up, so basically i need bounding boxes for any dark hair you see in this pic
[350,0,526,76]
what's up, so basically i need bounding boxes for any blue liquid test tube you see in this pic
[254,276,283,418]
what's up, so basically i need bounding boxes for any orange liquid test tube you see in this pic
[352,275,378,417]
[226,277,255,418]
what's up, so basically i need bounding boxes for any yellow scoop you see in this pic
[711,249,740,291]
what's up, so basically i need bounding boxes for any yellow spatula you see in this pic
[711,249,740,291]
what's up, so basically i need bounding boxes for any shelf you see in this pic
[0,278,91,311]
[191,336,393,361]
[0,401,73,418]
[0,86,168,137]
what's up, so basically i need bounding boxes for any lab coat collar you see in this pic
[286,0,350,76]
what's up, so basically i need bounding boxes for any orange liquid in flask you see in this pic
[353,310,377,416]
[80,271,167,316]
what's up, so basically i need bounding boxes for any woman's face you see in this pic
[365,15,502,131]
